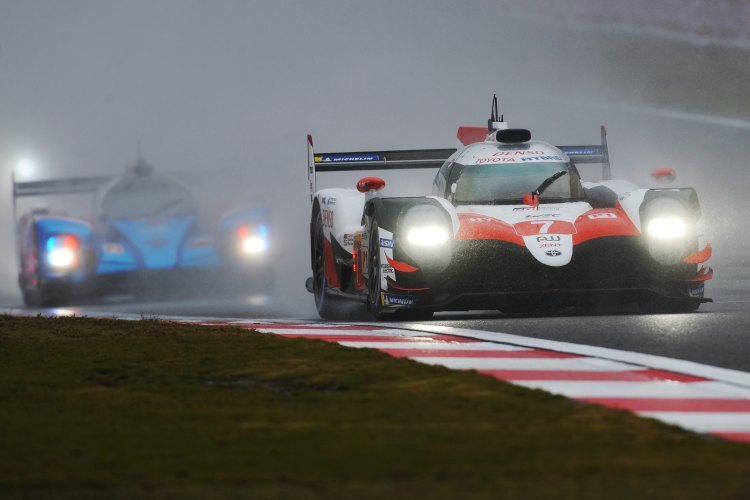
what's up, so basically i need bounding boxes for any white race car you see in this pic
[305,96,713,320]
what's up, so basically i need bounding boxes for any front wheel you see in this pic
[22,284,72,308]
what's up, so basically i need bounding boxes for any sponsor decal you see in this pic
[316,154,380,162]
[539,243,561,248]
[688,283,704,298]
[468,217,493,222]
[382,293,416,306]
[520,155,564,162]
[536,235,561,242]
[514,206,560,211]
[489,150,545,156]
[322,209,335,229]
[321,196,337,205]
[475,157,517,164]
[545,250,562,257]
[587,212,617,219]
[343,233,354,246]
[474,150,552,164]
[379,237,395,249]
[103,243,125,254]
[560,147,600,155]
[525,213,561,219]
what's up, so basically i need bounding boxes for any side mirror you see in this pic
[651,167,676,183]
[356,177,386,193]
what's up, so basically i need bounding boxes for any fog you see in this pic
[1,0,748,313]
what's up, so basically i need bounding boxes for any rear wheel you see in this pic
[312,209,344,320]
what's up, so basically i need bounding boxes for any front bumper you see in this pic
[383,236,706,311]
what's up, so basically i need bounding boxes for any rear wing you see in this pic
[556,125,611,181]
[307,125,612,201]
[11,172,112,225]
[307,134,455,201]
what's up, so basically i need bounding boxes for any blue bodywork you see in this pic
[16,169,272,303]
[96,216,211,274]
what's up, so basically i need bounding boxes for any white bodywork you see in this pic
[313,139,658,269]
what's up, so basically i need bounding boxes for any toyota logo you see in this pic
[545,250,562,257]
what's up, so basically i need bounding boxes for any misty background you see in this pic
[1,0,748,314]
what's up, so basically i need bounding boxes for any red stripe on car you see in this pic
[573,208,640,245]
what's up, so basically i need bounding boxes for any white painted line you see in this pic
[337,341,527,350]
[403,324,750,389]
[412,356,637,371]
[639,412,750,433]
[255,328,414,336]
[516,381,750,399]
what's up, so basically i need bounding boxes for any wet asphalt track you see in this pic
[2,268,749,374]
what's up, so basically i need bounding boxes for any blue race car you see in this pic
[13,157,273,306]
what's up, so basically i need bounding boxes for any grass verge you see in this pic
[1,314,750,499]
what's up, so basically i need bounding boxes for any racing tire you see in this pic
[312,208,345,320]
[22,285,69,308]
[367,219,433,322]
[21,289,41,308]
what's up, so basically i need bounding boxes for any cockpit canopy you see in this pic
[99,173,195,220]
[452,161,584,204]
[433,141,585,204]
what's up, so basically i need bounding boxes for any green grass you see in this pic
[1,315,750,499]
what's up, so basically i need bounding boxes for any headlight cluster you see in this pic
[242,236,267,255]
[642,198,696,264]
[238,224,269,256]
[646,216,688,240]
[46,235,79,268]
[402,205,451,248]
[400,204,452,272]
[406,225,450,247]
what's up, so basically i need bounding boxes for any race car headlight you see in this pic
[238,224,268,256]
[402,205,451,248]
[646,216,688,240]
[46,235,79,268]
[241,236,267,255]
[400,204,453,273]
[406,225,450,247]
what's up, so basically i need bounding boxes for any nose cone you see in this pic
[112,216,192,269]
[522,234,573,267]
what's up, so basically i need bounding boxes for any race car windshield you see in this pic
[452,161,584,204]
[100,177,195,219]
